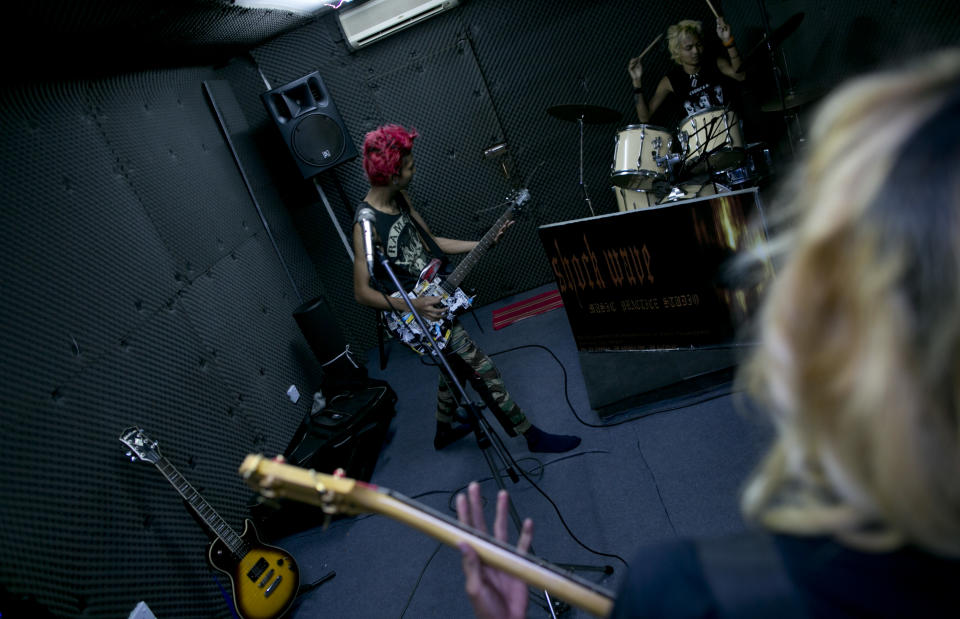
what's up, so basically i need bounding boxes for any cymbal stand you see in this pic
[756,0,796,156]
[576,114,596,217]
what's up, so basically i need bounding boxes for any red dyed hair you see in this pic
[362,124,419,185]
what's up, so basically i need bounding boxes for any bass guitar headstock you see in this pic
[239,455,366,517]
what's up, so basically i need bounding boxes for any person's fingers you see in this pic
[517,517,534,555]
[468,482,489,534]
[455,492,471,527]
[493,490,509,542]
[458,542,483,596]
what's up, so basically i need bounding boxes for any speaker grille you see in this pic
[292,114,345,165]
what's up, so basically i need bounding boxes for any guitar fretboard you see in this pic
[155,459,248,558]
[442,192,525,292]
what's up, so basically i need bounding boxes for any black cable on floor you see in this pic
[635,439,678,537]
[489,343,739,427]
[510,457,630,570]
[399,542,443,619]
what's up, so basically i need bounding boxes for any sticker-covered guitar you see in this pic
[383,188,530,354]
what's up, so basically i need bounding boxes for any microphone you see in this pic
[357,207,377,277]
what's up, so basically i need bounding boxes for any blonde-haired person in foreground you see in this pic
[456,48,960,618]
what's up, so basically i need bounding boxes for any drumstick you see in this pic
[637,33,664,60]
[704,0,720,19]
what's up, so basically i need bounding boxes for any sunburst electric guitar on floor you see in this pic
[238,454,616,617]
[120,428,300,619]
[384,188,531,355]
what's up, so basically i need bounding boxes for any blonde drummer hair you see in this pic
[736,48,960,556]
[667,20,703,64]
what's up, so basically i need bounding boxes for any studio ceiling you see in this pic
[8,0,356,79]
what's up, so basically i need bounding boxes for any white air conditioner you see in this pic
[337,0,460,51]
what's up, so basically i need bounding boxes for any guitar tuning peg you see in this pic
[125,451,135,461]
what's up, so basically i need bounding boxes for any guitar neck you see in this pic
[443,204,515,292]
[239,456,614,617]
[154,458,246,557]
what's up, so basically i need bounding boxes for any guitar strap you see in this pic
[395,193,450,274]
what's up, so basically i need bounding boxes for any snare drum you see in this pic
[612,186,656,211]
[611,124,674,190]
[678,107,744,173]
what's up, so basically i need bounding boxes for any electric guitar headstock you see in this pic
[509,187,531,210]
[120,426,163,464]
[239,455,367,517]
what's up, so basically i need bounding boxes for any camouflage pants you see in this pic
[436,323,531,436]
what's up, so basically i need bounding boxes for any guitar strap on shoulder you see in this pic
[695,531,806,619]
[396,193,449,271]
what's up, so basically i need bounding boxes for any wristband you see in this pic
[723,37,736,48]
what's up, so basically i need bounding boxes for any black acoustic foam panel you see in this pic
[1,67,325,617]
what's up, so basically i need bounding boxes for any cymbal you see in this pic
[547,103,622,125]
[743,12,805,68]
[761,88,825,112]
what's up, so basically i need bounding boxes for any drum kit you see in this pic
[549,101,773,213]
[546,5,811,214]
[609,105,774,210]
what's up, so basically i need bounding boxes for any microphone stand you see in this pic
[372,249,607,617]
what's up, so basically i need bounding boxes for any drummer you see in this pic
[629,17,745,125]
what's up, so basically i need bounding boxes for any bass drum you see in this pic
[678,106,745,173]
[611,124,674,190]
[612,186,657,211]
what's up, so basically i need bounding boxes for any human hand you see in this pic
[716,17,733,45]
[492,219,515,245]
[456,482,533,619]
[628,56,644,86]
[412,295,444,321]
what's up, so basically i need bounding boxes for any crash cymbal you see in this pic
[761,88,826,112]
[743,12,805,69]
[547,103,622,125]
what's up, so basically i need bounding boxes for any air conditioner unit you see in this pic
[337,0,460,51]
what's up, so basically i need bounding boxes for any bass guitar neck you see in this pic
[239,455,615,617]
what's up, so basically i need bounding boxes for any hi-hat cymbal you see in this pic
[547,103,622,125]
[761,88,826,112]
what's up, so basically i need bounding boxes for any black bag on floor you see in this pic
[251,380,397,539]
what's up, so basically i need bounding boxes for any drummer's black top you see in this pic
[667,63,740,120]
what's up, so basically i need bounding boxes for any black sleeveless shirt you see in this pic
[356,194,446,291]
[667,62,738,119]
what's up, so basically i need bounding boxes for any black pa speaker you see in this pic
[261,71,358,178]
[293,295,368,394]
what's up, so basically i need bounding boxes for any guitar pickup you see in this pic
[247,557,269,582]
[258,568,275,588]
[265,574,283,597]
